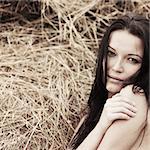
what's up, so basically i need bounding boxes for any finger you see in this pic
[111,107,136,117]
[112,93,121,97]
[106,98,137,112]
[107,96,136,107]
[110,113,131,120]
[110,101,137,113]
[121,98,136,107]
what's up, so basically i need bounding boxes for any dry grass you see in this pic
[0,0,149,149]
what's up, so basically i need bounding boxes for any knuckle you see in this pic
[108,114,113,121]
[104,101,110,108]
[120,114,124,118]
[122,107,126,112]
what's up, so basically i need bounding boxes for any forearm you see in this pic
[96,119,146,150]
[77,121,107,150]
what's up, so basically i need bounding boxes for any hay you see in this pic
[0,0,149,149]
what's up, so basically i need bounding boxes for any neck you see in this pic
[108,92,114,98]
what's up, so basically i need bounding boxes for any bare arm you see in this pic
[76,85,138,150]
[97,85,148,150]
[68,115,107,150]
[76,119,108,150]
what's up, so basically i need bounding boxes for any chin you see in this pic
[106,82,123,94]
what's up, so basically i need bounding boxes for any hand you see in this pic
[98,93,137,130]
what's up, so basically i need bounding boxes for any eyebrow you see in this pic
[108,45,143,60]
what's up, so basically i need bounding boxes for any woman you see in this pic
[68,13,149,150]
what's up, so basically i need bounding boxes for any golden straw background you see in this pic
[0,0,149,149]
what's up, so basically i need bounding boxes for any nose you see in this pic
[112,58,124,73]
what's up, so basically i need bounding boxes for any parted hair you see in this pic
[69,13,149,149]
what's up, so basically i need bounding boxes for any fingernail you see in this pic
[127,116,131,119]
[133,108,137,112]
[132,112,136,117]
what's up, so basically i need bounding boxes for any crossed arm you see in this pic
[97,85,148,150]
[75,85,148,150]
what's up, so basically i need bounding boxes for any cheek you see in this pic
[124,64,141,78]
[107,58,113,69]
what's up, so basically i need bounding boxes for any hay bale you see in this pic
[0,0,149,149]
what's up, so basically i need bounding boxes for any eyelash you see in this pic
[107,50,140,64]
[128,58,140,64]
[107,50,116,57]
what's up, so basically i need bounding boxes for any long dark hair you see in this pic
[69,13,149,149]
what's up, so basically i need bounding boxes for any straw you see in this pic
[0,0,149,149]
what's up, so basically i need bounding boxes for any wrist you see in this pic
[97,119,110,133]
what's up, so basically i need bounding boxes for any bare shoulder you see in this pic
[120,84,148,125]
[96,85,148,150]
[120,84,147,104]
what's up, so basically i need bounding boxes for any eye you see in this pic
[128,58,140,64]
[108,50,116,57]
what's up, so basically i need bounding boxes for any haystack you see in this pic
[0,0,149,149]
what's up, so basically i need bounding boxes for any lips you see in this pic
[107,75,124,83]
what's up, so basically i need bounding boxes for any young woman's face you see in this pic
[106,30,144,97]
